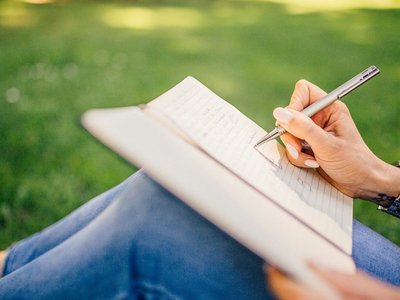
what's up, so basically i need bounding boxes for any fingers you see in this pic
[280,133,320,169]
[273,107,334,152]
[268,263,400,300]
[288,80,327,111]
[268,267,324,300]
[287,80,333,129]
[307,262,400,299]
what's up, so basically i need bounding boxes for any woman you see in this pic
[266,79,400,299]
[1,80,399,299]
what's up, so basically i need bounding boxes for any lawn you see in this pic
[0,0,399,249]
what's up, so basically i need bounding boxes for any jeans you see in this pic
[0,170,399,299]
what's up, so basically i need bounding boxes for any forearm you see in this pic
[359,160,400,207]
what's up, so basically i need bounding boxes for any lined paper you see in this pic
[147,77,353,253]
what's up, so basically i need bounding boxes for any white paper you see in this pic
[81,105,355,299]
[147,77,353,253]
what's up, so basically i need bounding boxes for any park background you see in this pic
[0,0,399,249]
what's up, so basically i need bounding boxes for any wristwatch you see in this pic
[377,160,400,218]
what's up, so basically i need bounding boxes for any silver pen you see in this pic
[254,65,380,147]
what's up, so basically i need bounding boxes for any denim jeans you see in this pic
[0,170,399,299]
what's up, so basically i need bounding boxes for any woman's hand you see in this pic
[267,265,400,300]
[273,80,400,202]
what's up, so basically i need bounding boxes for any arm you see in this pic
[267,79,400,299]
[273,79,400,205]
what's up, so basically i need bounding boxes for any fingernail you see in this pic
[286,144,299,159]
[273,107,292,124]
[305,159,319,168]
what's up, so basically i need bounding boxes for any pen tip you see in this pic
[254,141,263,148]
[254,129,281,148]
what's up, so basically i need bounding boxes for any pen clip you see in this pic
[338,66,380,98]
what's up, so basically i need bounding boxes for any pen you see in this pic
[254,65,380,147]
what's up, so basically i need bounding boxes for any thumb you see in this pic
[273,107,331,148]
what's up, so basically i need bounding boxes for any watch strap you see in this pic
[378,197,400,218]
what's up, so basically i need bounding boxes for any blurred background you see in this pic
[0,0,399,248]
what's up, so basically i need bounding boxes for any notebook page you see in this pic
[147,77,353,253]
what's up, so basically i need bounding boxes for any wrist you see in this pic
[359,160,400,206]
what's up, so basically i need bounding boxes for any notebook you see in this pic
[82,76,355,298]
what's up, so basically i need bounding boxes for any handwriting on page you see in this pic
[148,77,352,252]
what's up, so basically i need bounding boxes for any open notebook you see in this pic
[82,77,355,297]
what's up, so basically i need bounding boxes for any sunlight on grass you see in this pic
[101,7,204,30]
[1,0,399,247]
[254,0,400,13]
[0,2,37,27]
[21,0,53,4]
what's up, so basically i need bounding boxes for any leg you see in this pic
[3,171,142,275]
[0,173,272,299]
[6,171,397,298]
[352,219,400,286]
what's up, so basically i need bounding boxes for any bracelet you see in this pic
[378,194,400,217]
[377,161,400,218]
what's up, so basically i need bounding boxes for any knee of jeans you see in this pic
[117,171,177,213]
[108,171,189,245]
[124,200,263,295]
[110,173,270,298]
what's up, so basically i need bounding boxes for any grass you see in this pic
[0,0,399,248]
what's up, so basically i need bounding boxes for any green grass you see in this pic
[0,0,399,248]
